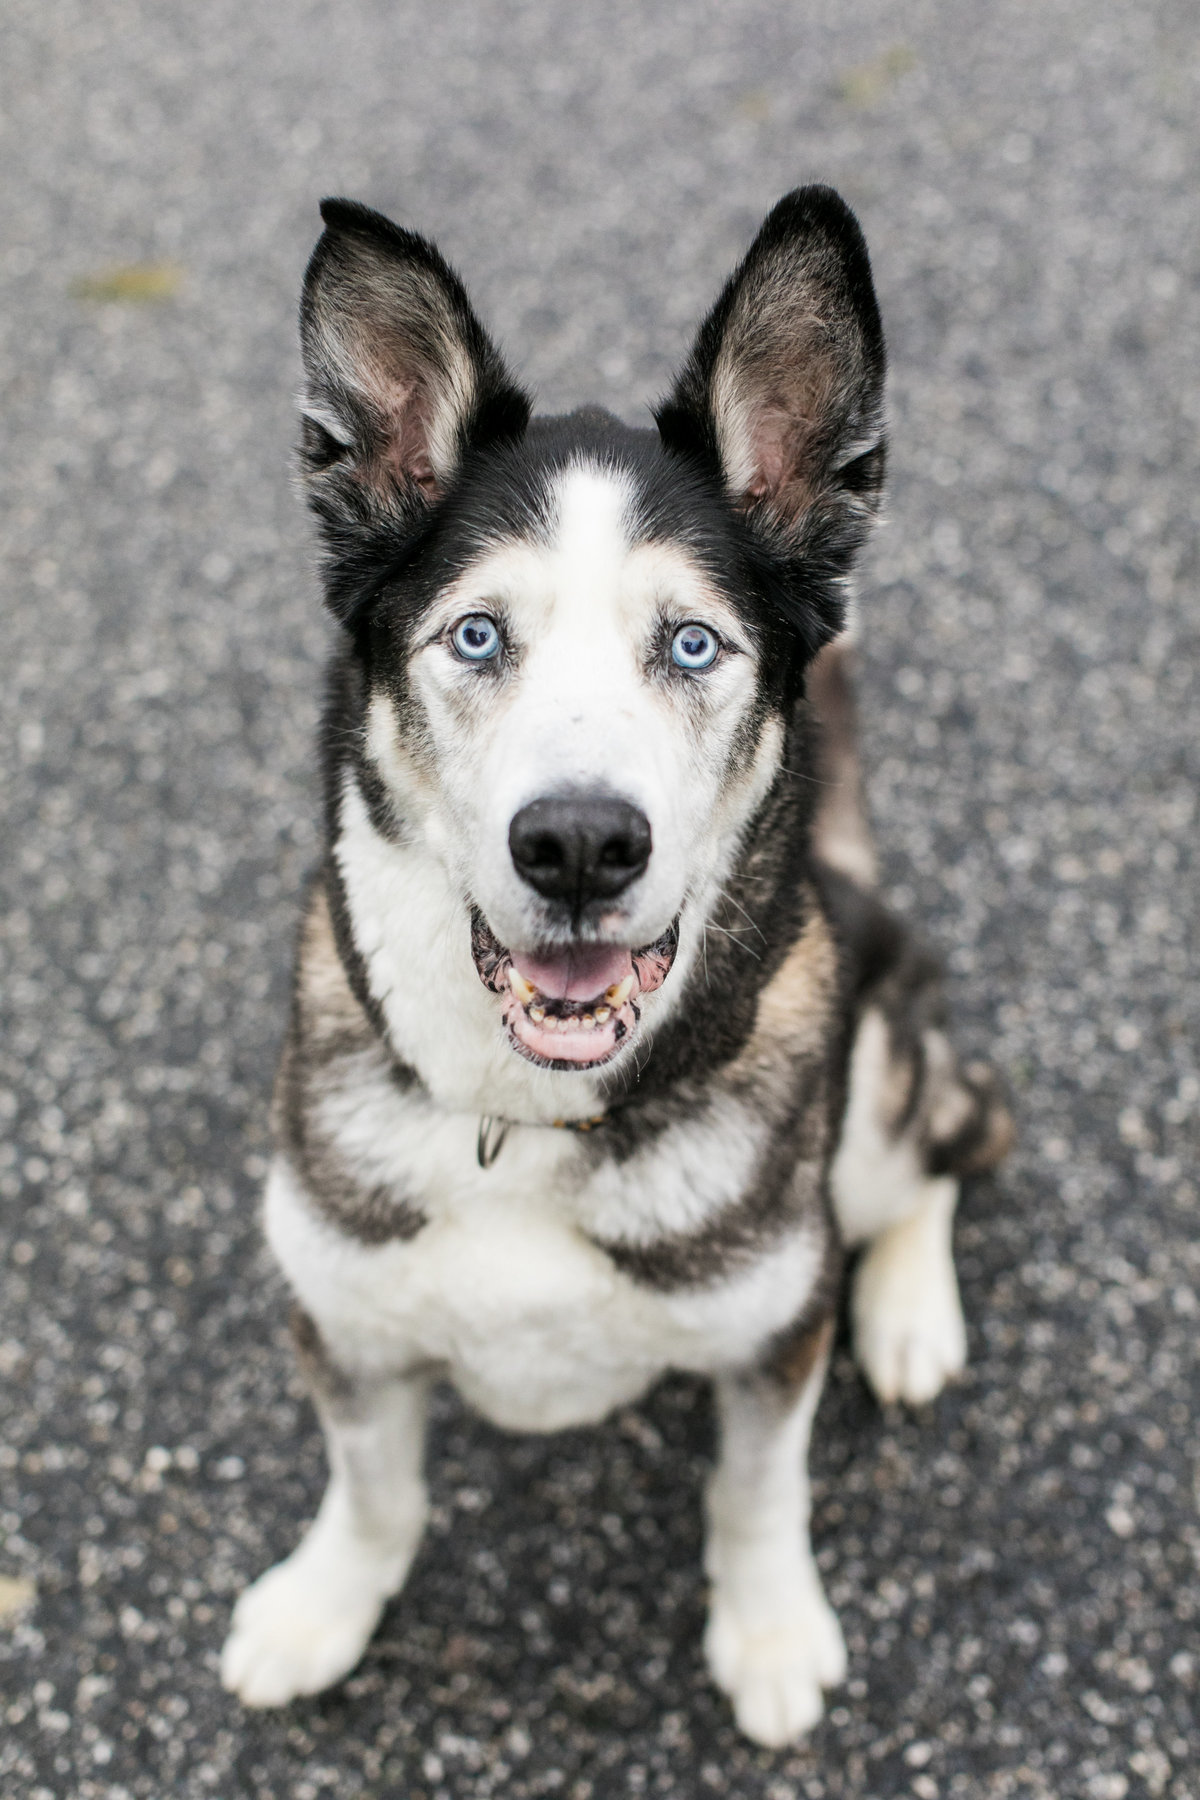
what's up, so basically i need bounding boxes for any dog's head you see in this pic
[298,189,885,1074]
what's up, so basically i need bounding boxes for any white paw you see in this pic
[853,1234,966,1406]
[221,1538,397,1708]
[705,1579,847,1747]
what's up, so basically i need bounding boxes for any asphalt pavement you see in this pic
[1,1,1198,1796]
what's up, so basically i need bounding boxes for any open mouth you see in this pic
[471,910,679,1070]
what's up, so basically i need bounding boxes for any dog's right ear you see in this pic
[299,199,530,596]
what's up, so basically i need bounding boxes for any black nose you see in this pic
[509,795,652,907]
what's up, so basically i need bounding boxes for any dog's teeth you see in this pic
[581,1014,596,1029]
[605,976,635,1008]
[529,1005,545,1023]
[593,1006,611,1023]
[507,968,537,1006]
[543,1015,559,1030]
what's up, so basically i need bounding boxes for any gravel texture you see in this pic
[2,2,1198,1796]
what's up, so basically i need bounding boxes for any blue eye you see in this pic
[670,623,719,670]
[452,615,502,662]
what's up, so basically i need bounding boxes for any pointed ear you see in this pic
[655,187,886,559]
[298,198,530,548]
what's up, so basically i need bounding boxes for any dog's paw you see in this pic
[853,1225,966,1406]
[705,1580,847,1747]
[220,1546,390,1708]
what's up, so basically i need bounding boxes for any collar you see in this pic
[476,1110,609,1169]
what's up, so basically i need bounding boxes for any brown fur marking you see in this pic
[275,880,428,1246]
[764,1312,835,1393]
[808,638,878,888]
[289,1303,358,1413]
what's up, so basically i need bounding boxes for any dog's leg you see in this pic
[850,1172,965,1406]
[812,635,1010,1404]
[221,1316,430,1708]
[704,1320,846,1747]
[833,998,1013,1407]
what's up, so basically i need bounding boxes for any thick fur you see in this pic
[220,189,1012,1745]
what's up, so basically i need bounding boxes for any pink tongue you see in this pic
[510,943,634,1002]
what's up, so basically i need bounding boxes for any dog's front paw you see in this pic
[705,1579,847,1747]
[852,1212,967,1406]
[221,1543,391,1708]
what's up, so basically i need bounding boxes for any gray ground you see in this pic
[1,1,1198,1795]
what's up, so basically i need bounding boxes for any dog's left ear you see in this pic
[298,199,530,605]
[656,186,886,591]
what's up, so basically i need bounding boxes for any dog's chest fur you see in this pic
[268,1152,827,1431]
[270,848,843,1432]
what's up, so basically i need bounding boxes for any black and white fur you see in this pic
[219,189,1012,1746]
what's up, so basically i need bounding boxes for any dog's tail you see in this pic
[808,635,878,887]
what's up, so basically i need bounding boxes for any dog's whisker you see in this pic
[716,887,767,942]
[778,764,833,786]
[702,921,762,960]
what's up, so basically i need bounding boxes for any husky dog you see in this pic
[219,188,1012,1746]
